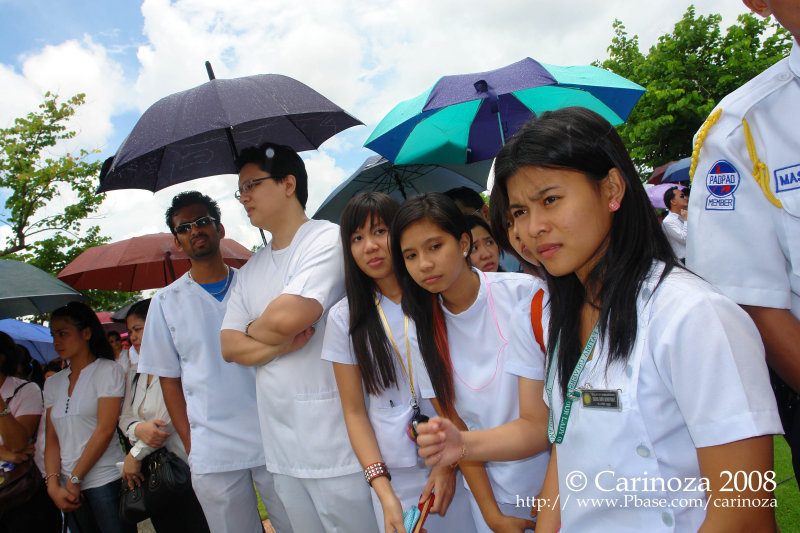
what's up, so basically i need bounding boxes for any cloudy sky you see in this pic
[0,0,751,250]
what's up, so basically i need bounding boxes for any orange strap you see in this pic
[529,289,546,354]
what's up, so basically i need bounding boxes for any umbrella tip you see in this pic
[205,61,216,81]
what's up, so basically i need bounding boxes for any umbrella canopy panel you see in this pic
[57,233,252,292]
[0,260,86,319]
[98,74,363,193]
[0,319,59,363]
[312,156,492,223]
[365,58,645,165]
[646,183,687,210]
[661,157,692,183]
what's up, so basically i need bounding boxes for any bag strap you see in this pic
[3,380,40,407]
[529,289,546,354]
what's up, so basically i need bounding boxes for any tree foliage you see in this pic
[597,6,792,174]
[0,93,137,311]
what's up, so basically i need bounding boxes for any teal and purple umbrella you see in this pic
[365,58,645,165]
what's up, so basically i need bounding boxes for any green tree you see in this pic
[597,6,791,174]
[0,93,137,311]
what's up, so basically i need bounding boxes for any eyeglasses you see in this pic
[173,216,218,235]
[234,177,273,200]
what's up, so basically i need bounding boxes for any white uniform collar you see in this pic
[790,39,800,79]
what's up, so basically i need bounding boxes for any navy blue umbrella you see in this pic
[98,65,363,193]
[661,157,692,183]
[312,156,491,223]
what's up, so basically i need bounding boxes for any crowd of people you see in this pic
[0,2,797,532]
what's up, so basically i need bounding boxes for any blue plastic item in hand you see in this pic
[402,505,421,532]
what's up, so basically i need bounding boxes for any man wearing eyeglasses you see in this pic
[136,191,292,533]
[662,186,689,262]
[220,143,373,532]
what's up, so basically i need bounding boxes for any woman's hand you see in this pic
[487,514,536,533]
[0,443,34,463]
[381,490,408,533]
[421,465,456,516]
[48,484,80,512]
[133,419,170,448]
[416,417,465,467]
[121,453,144,489]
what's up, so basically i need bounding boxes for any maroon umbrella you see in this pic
[57,233,252,291]
[647,160,679,185]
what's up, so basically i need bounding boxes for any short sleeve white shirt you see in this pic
[136,269,266,475]
[688,40,800,316]
[43,359,125,490]
[221,219,358,477]
[0,377,43,447]
[417,270,550,504]
[322,295,435,468]
[662,211,687,259]
[545,264,782,531]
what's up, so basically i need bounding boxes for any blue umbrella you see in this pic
[0,319,59,363]
[365,58,645,165]
[312,156,491,223]
[661,157,692,183]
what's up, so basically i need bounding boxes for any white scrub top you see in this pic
[137,270,267,475]
[221,219,359,478]
[688,40,800,316]
[43,359,125,490]
[417,270,550,504]
[322,294,435,469]
[662,211,687,260]
[538,263,782,532]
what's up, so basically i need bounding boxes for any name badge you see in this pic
[580,389,622,410]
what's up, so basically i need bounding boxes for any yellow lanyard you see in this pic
[374,295,416,406]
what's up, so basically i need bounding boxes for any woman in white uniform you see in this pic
[418,107,783,532]
[391,193,551,533]
[44,302,134,533]
[321,192,475,533]
[119,300,209,532]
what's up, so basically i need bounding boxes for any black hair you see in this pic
[339,192,401,395]
[444,186,485,212]
[236,143,308,209]
[13,344,44,386]
[0,331,16,376]
[465,214,504,272]
[126,299,151,321]
[390,193,473,417]
[663,187,679,210]
[107,331,121,341]
[493,107,679,399]
[165,191,222,235]
[45,360,64,375]
[50,302,115,360]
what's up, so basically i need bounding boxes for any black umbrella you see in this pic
[98,62,363,193]
[0,260,86,319]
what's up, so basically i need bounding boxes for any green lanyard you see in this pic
[545,323,599,444]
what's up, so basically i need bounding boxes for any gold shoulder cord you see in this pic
[690,108,782,208]
[742,118,782,208]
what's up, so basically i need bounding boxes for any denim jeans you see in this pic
[65,478,136,533]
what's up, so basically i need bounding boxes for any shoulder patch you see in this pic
[705,160,739,211]
[775,163,800,194]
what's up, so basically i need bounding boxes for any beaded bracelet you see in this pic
[45,473,61,483]
[363,461,391,486]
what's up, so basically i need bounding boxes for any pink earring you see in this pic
[609,200,620,212]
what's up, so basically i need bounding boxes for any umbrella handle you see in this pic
[165,251,177,283]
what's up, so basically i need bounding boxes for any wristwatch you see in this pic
[69,474,82,485]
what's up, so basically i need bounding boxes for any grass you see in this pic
[775,436,799,531]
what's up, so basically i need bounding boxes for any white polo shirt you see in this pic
[43,359,125,490]
[688,40,800,316]
[137,270,267,475]
[221,219,359,478]
[662,211,687,259]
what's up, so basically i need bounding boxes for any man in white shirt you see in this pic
[136,191,291,533]
[221,144,373,532]
[687,0,800,486]
[661,186,688,261]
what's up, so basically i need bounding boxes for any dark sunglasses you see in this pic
[174,216,217,235]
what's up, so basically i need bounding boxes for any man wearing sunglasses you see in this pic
[220,143,372,532]
[662,186,689,262]
[136,191,292,533]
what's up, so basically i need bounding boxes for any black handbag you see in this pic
[0,382,42,516]
[118,482,149,524]
[142,447,191,513]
